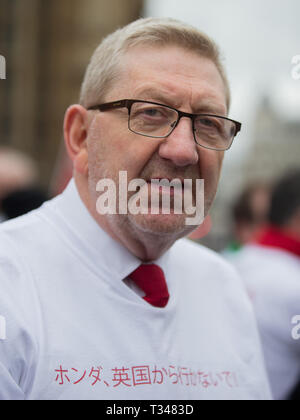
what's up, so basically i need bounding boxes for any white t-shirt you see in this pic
[0,180,271,400]
[231,245,300,400]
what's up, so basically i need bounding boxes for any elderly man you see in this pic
[0,18,271,400]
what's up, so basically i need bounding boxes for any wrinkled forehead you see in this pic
[109,45,228,114]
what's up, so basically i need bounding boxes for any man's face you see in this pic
[86,45,227,238]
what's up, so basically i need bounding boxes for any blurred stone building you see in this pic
[0,0,143,189]
[243,97,300,180]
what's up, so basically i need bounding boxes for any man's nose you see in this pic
[158,117,199,167]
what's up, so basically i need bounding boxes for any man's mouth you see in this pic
[146,177,184,185]
[146,177,188,197]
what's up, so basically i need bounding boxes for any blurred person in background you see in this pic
[231,170,300,400]
[1,187,49,220]
[0,147,37,220]
[223,183,271,258]
[0,147,47,221]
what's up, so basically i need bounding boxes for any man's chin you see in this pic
[128,212,194,236]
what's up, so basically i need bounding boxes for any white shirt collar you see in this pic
[47,179,171,283]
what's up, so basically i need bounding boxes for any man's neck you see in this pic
[112,218,179,262]
[74,175,179,262]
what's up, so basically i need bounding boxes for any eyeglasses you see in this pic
[88,99,242,151]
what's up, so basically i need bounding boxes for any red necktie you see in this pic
[129,264,169,308]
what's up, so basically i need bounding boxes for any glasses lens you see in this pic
[194,115,236,150]
[129,102,178,138]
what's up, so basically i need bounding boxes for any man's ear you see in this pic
[64,105,89,176]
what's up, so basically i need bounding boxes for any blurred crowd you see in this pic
[0,146,299,400]
[224,169,300,400]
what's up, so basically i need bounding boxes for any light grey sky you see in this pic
[144,0,300,161]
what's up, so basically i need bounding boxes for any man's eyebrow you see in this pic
[135,88,181,108]
[193,103,227,116]
[135,88,227,116]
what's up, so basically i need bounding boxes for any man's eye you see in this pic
[199,118,217,128]
[142,108,164,118]
[196,117,223,133]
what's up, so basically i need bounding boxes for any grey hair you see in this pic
[79,17,231,110]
